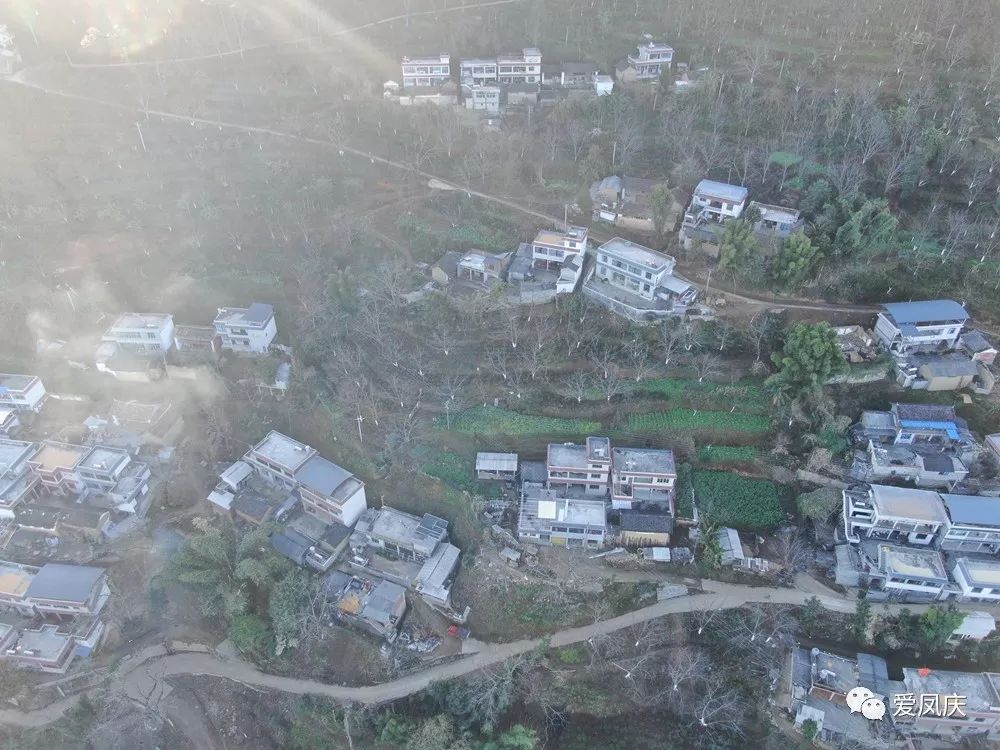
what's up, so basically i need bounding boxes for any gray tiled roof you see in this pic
[24,564,104,603]
[882,299,969,324]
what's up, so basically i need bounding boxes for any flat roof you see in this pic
[548,442,588,469]
[521,484,607,528]
[14,625,74,660]
[370,507,448,554]
[294,455,353,497]
[882,299,969,324]
[941,494,1000,527]
[173,324,216,340]
[694,179,748,203]
[620,511,673,533]
[79,445,130,472]
[247,431,315,472]
[215,303,274,327]
[476,452,518,472]
[879,545,947,581]
[109,313,172,330]
[598,237,674,270]
[25,563,105,603]
[219,460,254,489]
[362,579,406,625]
[0,561,35,598]
[811,649,859,695]
[110,399,170,426]
[0,439,37,470]
[29,442,88,471]
[956,557,1000,588]
[902,668,1000,714]
[0,374,37,391]
[869,484,948,523]
[613,447,675,475]
[749,201,800,221]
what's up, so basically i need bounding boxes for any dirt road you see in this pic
[2,577,996,729]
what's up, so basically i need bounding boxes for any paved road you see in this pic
[2,577,997,729]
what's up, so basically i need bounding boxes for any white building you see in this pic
[874,300,969,355]
[950,611,997,642]
[951,558,1000,602]
[546,437,611,496]
[518,482,608,548]
[939,493,1000,554]
[462,83,501,114]
[748,201,803,238]
[401,54,451,88]
[213,303,277,354]
[0,438,40,511]
[617,42,673,82]
[610,447,676,511]
[498,48,541,85]
[459,58,498,84]
[0,374,46,413]
[842,484,949,546]
[100,313,175,354]
[531,225,587,272]
[686,180,749,222]
[593,73,614,95]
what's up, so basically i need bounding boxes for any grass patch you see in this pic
[603,581,659,614]
[693,471,784,532]
[634,378,769,409]
[443,406,601,436]
[421,451,502,499]
[627,409,771,434]
[675,462,694,519]
[696,445,759,463]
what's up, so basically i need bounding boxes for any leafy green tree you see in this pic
[229,614,275,663]
[832,199,897,257]
[796,487,841,524]
[912,605,965,654]
[650,183,672,238]
[578,143,607,184]
[289,697,350,750]
[269,570,315,655]
[167,522,290,618]
[800,717,819,745]
[799,179,833,217]
[379,716,415,746]
[766,322,847,398]
[852,593,872,644]
[799,596,822,637]
[718,220,758,276]
[774,232,823,290]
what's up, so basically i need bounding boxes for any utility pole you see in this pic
[135,122,147,153]
[355,414,364,442]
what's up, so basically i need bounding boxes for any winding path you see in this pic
[1,578,994,729]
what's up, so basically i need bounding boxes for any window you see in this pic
[643,284,650,292]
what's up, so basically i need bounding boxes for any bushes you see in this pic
[697,445,759,463]
[693,471,784,531]
[444,407,601,435]
[422,451,502,498]
[627,409,770,434]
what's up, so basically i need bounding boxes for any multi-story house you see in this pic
[0,374,47,413]
[213,303,277,354]
[894,668,1000,741]
[518,482,608,548]
[462,83,501,114]
[76,445,151,511]
[0,560,110,618]
[857,402,971,448]
[100,313,175,354]
[685,180,749,223]
[939,494,1000,554]
[459,58,498,84]
[546,437,612,495]
[531,225,587,271]
[842,484,949,546]
[617,41,673,82]
[401,54,451,88]
[748,202,803,239]
[241,431,367,527]
[874,299,969,355]
[26,441,89,495]
[610,447,676,511]
[863,543,951,599]
[951,557,1000,602]
[0,438,39,511]
[351,506,449,562]
[497,48,541,84]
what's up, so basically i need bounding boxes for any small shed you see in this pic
[476,452,518,480]
[499,547,522,567]
[950,611,996,642]
[619,512,673,547]
[717,527,745,566]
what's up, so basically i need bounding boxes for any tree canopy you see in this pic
[767,323,847,398]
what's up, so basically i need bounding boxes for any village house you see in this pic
[0,408,20,438]
[590,175,671,232]
[525,225,588,294]
[497,48,542,84]
[892,668,1000,741]
[0,439,40,511]
[84,399,183,451]
[960,330,997,365]
[395,83,460,107]
[401,54,451,88]
[0,374,46,413]
[546,437,612,496]
[616,41,673,83]
[213,303,277,354]
[324,571,407,642]
[842,484,949,546]
[475,452,518,481]
[584,237,697,323]
[855,402,974,450]
[459,57,498,84]
[99,313,175,356]
[874,299,969,355]
[610,446,676,511]
[618,511,673,547]
[517,482,608,548]
[748,201,803,238]
[950,557,1000,602]
[684,179,749,223]
[462,83,501,114]
[172,325,219,354]
[860,542,951,599]
[857,441,968,488]
[949,611,997,642]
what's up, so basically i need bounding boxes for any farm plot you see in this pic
[627,409,771,434]
[442,407,601,436]
[693,471,785,532]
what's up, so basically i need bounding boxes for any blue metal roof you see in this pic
[941,494,1000,527]
[695,180,748,203]
[899,419,960,440]
[882,299,969,324]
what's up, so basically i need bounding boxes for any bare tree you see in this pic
[595,368,626,402]
[683,676,747,738]
[564,371,594,403]
[665,647,708,693]
[690,352,721,382]
[485,347,511,382]
[589,345,619,379]
[519,343,552,380]
[659,320,684,365]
